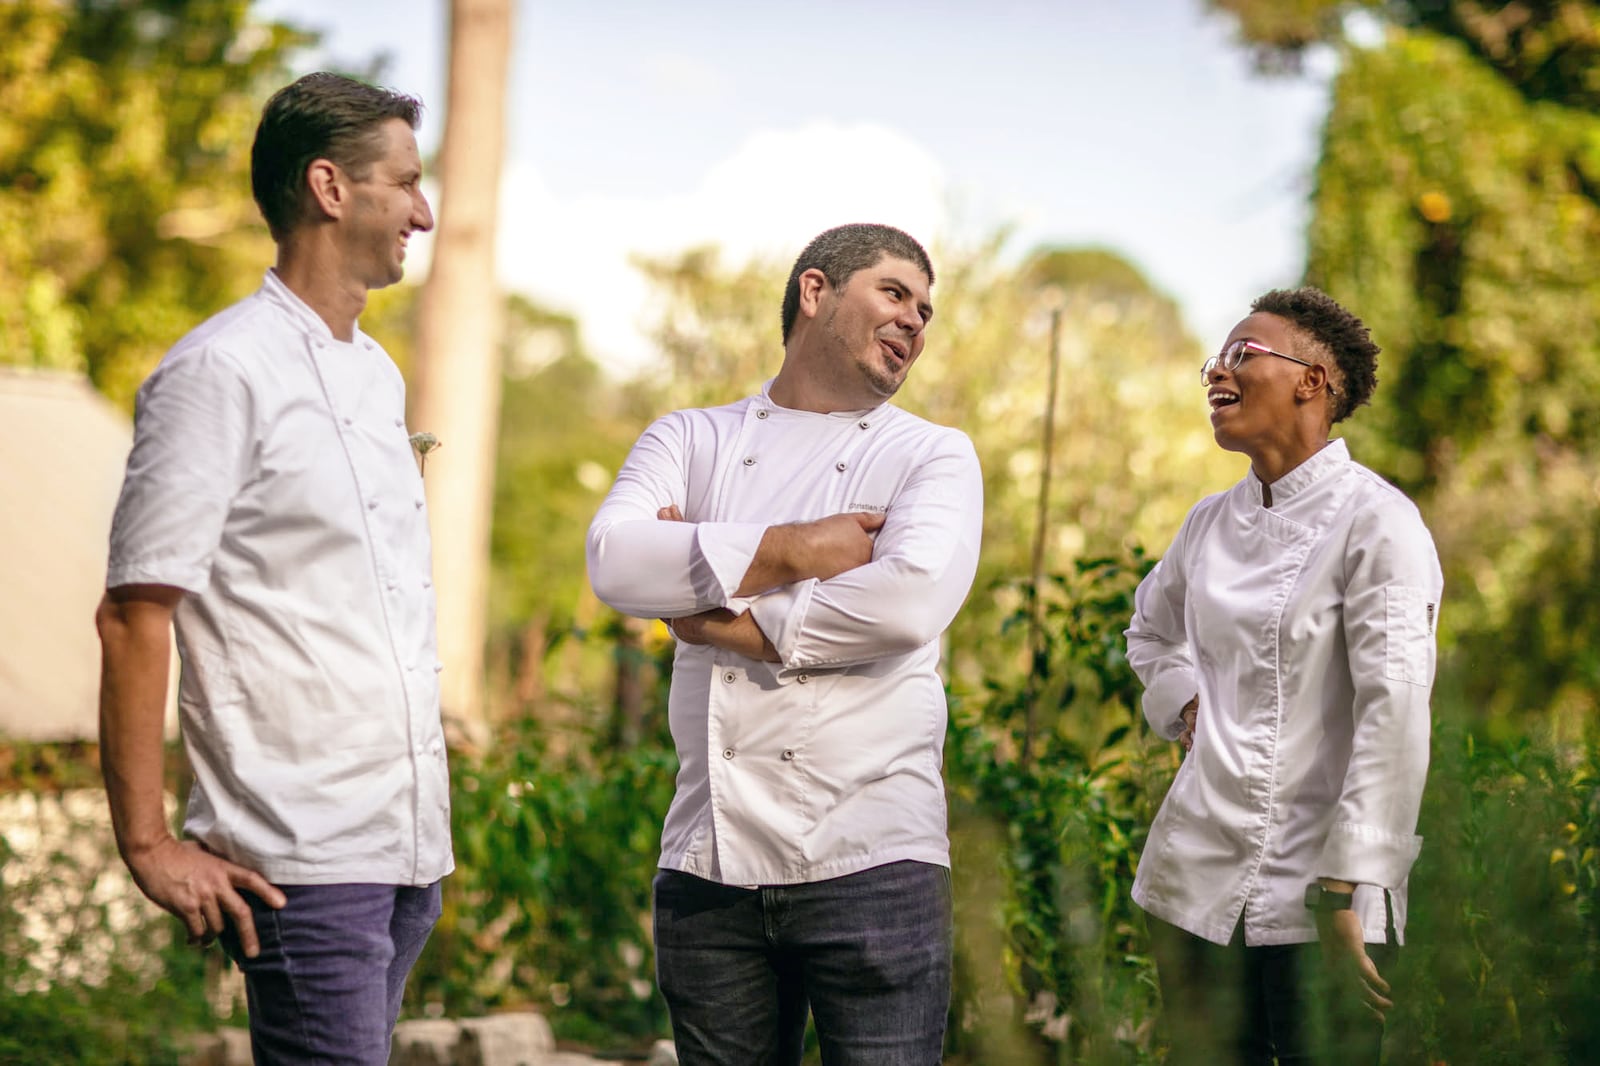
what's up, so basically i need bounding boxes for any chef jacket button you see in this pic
[394,417,405,427]
[368,499,379,510]
[743,456,756,466]
[342,416,353,427]
[722,748,735,760]
[835,461,847,472]
[859,420,870,429]
[796,674,809,684]
[756,409,768,419]
[723,671,736,684]
[782,749,795,761]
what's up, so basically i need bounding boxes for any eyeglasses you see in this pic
[1201,340,1339,397]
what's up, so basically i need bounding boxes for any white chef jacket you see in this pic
[106,270,453,887]
[586,381,983,886]
[1126,439,1441,947]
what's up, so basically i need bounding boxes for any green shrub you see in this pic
[407,708,677,1046]
[1386,722,1600,1065]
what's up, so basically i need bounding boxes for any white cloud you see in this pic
[483,122,948,375]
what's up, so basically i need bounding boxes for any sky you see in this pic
[256,0,1337,374]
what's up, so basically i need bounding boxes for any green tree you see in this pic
[1209,0,1600,725]
[1306,33,1600,724]
[0,0,309,406]
[486,295,662,724]
[1210,0,1600,112]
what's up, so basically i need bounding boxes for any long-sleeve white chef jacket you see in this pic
[586,381,983,886]
[1126,439,1441,947]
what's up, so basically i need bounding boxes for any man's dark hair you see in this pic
[251,72,423,240]
[1251,286,1378,424]
[781,224,934,343]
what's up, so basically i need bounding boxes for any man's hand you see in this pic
[1177,696,1198,752]
[97,584,285,958]
[125,835,287,957]
[1315,901,1393,1021]
[655,503,883,595]
[738,511,885,595]
[667,607,780,662]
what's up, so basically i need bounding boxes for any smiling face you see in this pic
[342,118,433,290]
[1205,311,1316,457]
[814,254,933,404]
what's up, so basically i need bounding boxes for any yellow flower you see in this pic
[1551,848,1568,865]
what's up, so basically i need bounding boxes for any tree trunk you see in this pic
[410,0,513,728]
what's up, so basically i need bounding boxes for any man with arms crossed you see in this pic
[96,73,451,1064]
[588,223,982,1065]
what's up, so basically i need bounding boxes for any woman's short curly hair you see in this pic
[1251,287,1378,424]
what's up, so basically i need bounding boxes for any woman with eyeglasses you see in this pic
[1124,288,1443,1065]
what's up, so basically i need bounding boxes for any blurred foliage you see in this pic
[406,653,678,1047]
[484,297,664,723]
[0,0,311,407]
[945,553,1169,1064]
[0,787,224,1065]
[1384,719,1600,1065]
[1210,0,1600,111]
[1305,31,1600,724]
[1208,0,1600,725]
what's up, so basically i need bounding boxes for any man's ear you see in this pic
[796,267,829,321]
[303,158,347,222]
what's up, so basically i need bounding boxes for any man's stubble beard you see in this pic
[823,304,903,402]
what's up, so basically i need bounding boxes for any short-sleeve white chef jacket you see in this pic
[106,270,453,887]
[1126,439,1441,946]
[587,382,983,886]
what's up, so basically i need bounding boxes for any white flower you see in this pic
[409,431,441,475]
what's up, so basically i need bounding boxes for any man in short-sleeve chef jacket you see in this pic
[96,74,450,1065]
[588,224,982,1065]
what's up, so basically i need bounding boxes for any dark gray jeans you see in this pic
[654,860,953,1066]
[220,881,442,1065]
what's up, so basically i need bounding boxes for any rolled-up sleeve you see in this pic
[586,413,767,617]
[748,433,982,670]
[1318,500,1442,887]
[107,344,255,592]
[1126,519,1197,741]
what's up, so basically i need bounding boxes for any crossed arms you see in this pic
[585,414,984,670]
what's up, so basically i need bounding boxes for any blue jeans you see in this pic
[219,882,442,1065]
[653,860,952,1066]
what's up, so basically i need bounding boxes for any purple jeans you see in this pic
[220,882,442,1065]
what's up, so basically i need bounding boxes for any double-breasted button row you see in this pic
[720,747,799,761]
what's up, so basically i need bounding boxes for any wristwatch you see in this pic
[1303,883,1354,912]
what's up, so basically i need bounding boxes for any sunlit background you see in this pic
[3,1,1599,1063]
